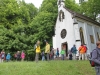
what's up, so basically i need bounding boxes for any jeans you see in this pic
[61,54,64,60]
[72,53,76,60]
[42,56,45,61]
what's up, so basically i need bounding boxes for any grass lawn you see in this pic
[0,60,95,75]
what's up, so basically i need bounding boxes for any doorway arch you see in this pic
[62,42,68,57]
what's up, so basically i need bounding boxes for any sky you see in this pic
[24,0,43,8]
[24,0,79,8]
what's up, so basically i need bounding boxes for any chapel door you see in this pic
[62,42,68,57]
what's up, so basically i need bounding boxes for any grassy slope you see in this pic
[0,60,95,75]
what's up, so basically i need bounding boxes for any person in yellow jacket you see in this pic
[45,41,50,61]
[35,40,41,62]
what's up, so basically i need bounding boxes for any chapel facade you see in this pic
[53,0,100,56]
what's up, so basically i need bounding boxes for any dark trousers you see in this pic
[95,67,100,75]
[61,54,64,60]
[46,53,49,61]
[16,57,21,61]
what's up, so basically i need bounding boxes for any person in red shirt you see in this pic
[83,44,88,60]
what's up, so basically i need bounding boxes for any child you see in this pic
[21,51,25,61]
[1,50,5,62]
[56,48,59,58]
[60,45,65,60]
[6,53,11,62]
[41,51,45,61]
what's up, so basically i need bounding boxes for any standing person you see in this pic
[6,53,11,62]
[60,45,65,60]
[68,50,73,60]
[35,40,41,62]
[45,41,50,61]
[52,48,54,60]
[1,50,5,62]
[84,44,88,60]
[50,48,54,60]
[56,48,59,58]
[16,51,21,61]
[91,41,100,75]
[41,51,45,61]
[78,44,85,60]
[71,45,77,60]
[21,51,25,61]
[14,52,17,60]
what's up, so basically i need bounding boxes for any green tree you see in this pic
[30,0,80,50]
[80,0,100,20]
[65,0,80,13]
[0,0,38,60]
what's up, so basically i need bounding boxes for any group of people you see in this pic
[35,40,61,62]
[0,50,11,62]
[68,44,87,60]
[34,39,89,61]
[67,41,100,75]
[35,40,52,62]
[0,50,25,63]
[14,51,26,61]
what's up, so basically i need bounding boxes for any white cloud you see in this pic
[24,0,43,8]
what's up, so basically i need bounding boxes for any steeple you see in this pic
[57,0,65,8]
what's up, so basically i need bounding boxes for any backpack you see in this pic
[83,46,87,53]
[89,49,98,67]
[34,44,37,50]
[2,54,4,58]
[71,48,74,53]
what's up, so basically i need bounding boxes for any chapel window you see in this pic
[97,32,100,41]
[90,35,94,44]
[79,27,85,44]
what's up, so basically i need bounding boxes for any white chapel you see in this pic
[53,0,100,56]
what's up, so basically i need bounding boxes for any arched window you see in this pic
[79,27,85,44]
[97,32,100,41]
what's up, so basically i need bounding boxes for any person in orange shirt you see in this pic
[35,40,41,62]
[78,44,85,60]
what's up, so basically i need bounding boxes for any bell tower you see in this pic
[57,0,65,22]
[57,0,65,8]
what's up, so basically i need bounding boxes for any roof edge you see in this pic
[64,7,100,26]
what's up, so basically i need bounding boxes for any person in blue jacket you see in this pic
[6,53,11,62]
[71,45,77,60]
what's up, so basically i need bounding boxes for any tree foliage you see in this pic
[0,0,38,60]
[80,0,100,20]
